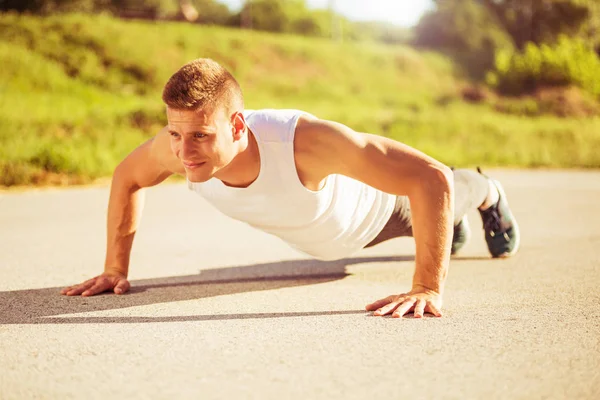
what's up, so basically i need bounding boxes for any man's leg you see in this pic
[449,168,491,254]
[364,168,495,251]
[452,168,490,225]
[364,195,413,248]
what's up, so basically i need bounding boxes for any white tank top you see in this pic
[187,109,395,260]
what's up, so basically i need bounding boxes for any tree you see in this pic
[413,0,513,79]
[480,0,593,49]
[231,0,288,32]
[413,0,600,79]
[188,0,231,24]
[0,0,109,13]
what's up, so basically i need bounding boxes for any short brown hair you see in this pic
[162,58,243,112]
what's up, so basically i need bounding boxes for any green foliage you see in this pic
[416,0,600,82]
[229,0,334,38]
[191,0,231,25]
[0,0,410,44]
[0,13,159,95]
[111,0,179,19]
[577,0,600,50]
[349,21,411,45]
[0,0,99,13]
[488,35,600,98]
[236,0,287,32]
[413,0,514,79]
[481,0,593,49]
[0,13,599,187]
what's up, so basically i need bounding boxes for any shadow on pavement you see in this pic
[0,255,415,325]
[25,311,371,324]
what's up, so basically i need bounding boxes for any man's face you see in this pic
[166,105,242,183]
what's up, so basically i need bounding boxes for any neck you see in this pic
[215,129,260,188]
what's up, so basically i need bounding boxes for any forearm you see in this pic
[103,172,146,277]
[408,166,454,294]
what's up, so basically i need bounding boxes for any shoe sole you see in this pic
[491,179,520,258]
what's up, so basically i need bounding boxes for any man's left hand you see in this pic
[365,287,443,318]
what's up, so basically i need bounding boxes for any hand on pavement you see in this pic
[365,287,443,318]
[60,272,130,296]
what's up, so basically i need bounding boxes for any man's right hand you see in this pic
[60,272,130,296]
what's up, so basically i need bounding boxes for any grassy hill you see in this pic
[1,12,599,187]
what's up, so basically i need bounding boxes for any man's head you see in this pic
[162,58,247,183]
[162,58,243,112]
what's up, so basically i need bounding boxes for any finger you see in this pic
[413,300,426,319]
[65,281,96,296]
[114,279,130,295]
[61,278,96,295]
[392,299,417,318]
[60,286,74,295]
[425,302,443,317]
[365,295,396,311]
[82,279,112,297]
[374,301,403,316]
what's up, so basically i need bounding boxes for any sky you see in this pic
[217,0,435,27]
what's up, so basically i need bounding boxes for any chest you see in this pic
[199,181,335,229]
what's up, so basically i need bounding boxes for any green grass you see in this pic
[1,12,599,187]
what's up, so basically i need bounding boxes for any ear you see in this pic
[231,111,246,140]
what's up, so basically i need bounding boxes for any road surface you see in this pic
[0,170,599,399]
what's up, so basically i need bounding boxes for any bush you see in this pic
[488,35,600,98]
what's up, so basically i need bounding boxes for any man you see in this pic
[61,58,520,319]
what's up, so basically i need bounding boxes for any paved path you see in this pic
[0,170,599,399]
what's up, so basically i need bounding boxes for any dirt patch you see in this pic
[459,84,600,118]
[494,86,600,117]
[531,86,600,118]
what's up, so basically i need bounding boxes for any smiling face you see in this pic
[167,104,247,183]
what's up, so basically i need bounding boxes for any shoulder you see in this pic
[246,109,315,142]
[294,113,322,149]
[293,114,362,177]
[294,114,368,159]
[150,126,185,176]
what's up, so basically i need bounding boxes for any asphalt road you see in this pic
[1,170,599,400]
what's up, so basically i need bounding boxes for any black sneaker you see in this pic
[478,177,521,258]
[451,215,471,255]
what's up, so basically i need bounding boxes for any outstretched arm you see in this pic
[61,128,179,296]
[295,116,454,318]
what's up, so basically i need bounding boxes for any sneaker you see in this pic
[478,175,520,258]
[451,215,471,255]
